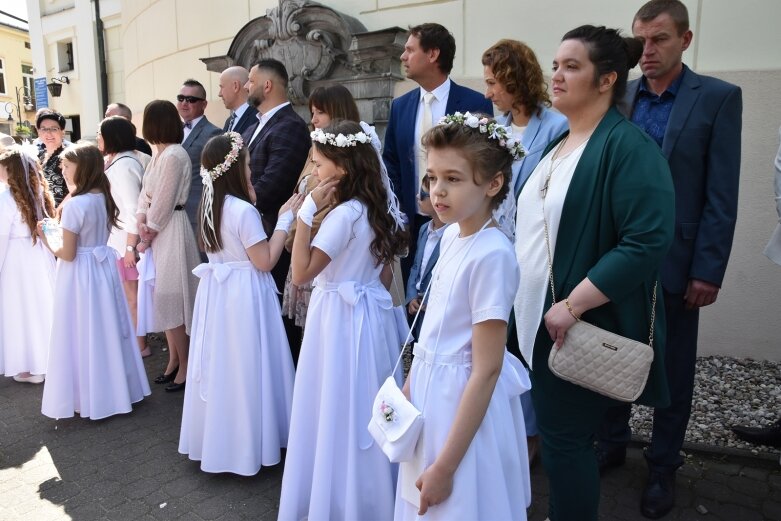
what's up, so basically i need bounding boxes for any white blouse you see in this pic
[513,140,587,366]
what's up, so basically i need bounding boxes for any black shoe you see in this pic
[154,366,178,384]
[164,381,186,393]
[596,446,626,474]
[641,470,675,519]
[730,419,781,447]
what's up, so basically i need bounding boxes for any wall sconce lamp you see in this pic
[47,76,70,97]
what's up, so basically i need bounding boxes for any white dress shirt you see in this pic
[414,79,451,212]
[182,115,204,143]
[229,102,250,131]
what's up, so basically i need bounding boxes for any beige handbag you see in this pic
[540,157,655,402]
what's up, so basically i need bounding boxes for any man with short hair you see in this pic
[105,102,153,156]
[596,1,742,518]
[177,79,221,231]
[383,23,493,279]
[243,58,310,361]
[218,66,257,135]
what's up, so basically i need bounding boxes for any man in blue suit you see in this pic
[218,66,258,135]
[383,23,492,279]
[596,1,742,518]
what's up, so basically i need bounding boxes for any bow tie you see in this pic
[184,121,192,129]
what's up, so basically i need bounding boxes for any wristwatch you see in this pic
[126,245,136,252]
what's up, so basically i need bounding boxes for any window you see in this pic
[25,42,31,49]
[22,64,35,110]
[0,58,6,94]
[57,41,74,72]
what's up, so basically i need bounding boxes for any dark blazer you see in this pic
[182,116,221,228]
[383,81,493,223]
[620,65,742,294]
[242,104,310,234]
[223,104,258,135]
[530,107,675,408]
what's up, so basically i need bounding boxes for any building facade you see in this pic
[24,0,781,360]
[0,14,36,137]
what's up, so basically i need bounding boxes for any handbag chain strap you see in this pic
[540,145,657,348]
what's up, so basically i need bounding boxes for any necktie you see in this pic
[417,92,435,188]
[227,112,236,131]
[184,121,192,129]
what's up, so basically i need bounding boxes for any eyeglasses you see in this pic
[38,127,62,133]
[176,95,205,104]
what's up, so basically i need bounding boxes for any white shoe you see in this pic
[13,374,45,384]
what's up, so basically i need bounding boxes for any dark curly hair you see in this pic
[482,39,550,118]
[422,114,512,210]
[312,120,409,265]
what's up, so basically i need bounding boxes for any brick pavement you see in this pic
[1,347,779,521]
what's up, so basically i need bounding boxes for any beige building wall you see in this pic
[0,23,36,135]
[29,0,781,360]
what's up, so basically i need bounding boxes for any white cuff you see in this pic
[298,193,318,227]
[275,209,295,234]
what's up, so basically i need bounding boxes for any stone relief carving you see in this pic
[201,0,407,132]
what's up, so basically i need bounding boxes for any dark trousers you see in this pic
[598,290,700,472]
[532,377,611,521]
[272,248,302,366]
[400,213,431,285]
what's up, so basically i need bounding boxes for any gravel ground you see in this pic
[630,355,781,454]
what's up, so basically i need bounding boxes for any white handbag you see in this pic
[541,162,656,402]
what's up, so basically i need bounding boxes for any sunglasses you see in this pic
[176,95,205,103]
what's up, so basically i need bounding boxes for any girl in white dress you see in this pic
[394,113,531,520]
[38,143,151,420]
[0,144,56,384]
[278,120,409,521]
[178,132,300,475]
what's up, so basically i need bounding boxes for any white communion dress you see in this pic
[278,199,407,521]
[41,193,151,420]
[178,196,295,475]
[0,186,55,377]
[394,225,531,521]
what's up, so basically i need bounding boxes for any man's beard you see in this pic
[248,90,264,108]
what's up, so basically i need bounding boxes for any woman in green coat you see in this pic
[513,26,675,521]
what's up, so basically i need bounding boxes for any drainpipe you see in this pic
[93,0,109,114]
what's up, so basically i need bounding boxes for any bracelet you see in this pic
[564,298,581,321]
[274,209,295,234]
[298,193,318,227]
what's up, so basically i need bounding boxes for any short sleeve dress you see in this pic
[279,199,407,521]
[394,225,531,521]
[41,193,151,420]
[179,196,295,476]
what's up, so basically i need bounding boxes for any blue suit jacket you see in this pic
[223,105,258,135]
[405,223,444,304]
[496,106,568,198]
[383,81,494,223]
[621,65,742,293]
[182,116,221,228]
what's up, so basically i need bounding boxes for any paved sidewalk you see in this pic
[1,348,779,521]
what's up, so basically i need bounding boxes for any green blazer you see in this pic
[530,107,675,408]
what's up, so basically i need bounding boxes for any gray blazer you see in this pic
[181,116,221,228]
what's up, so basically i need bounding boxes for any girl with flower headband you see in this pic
[0,143,56,384]
[38,143,150,420]
[278,119,409,521]
[393,115,531,520]
[178,132,301,475]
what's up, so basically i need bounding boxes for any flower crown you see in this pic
[200,131,242,184]
[310,127,371,148]
[437,112,526,161]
